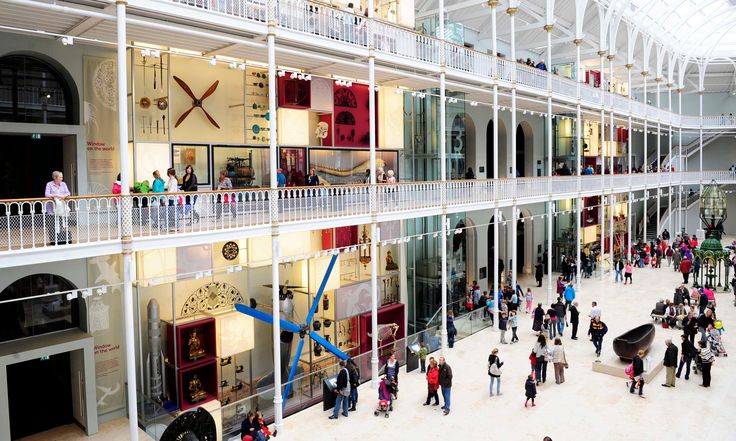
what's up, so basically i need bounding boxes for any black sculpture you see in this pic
[612,323,656,360]
[160,407,216,441]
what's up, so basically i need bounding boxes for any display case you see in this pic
[175,359,218,411]
[246,67,270,145]
[165,317,217,369]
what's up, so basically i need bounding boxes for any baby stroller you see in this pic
[374,376,397,418]
[708,327,728,357]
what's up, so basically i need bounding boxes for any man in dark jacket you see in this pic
[535,260,544,287]
[438,357,453,415]
[682,313,698,344]
[329,360,351,419]
[662,338,678,387]
[676,333,697,380]
[569,301,580,340]
[554,297,566,336]
[589,317,608,358]
[698,290,709,316]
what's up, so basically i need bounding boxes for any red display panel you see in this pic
[166,317,217,370]
[333,83,377,148]
[358,303,405,363]
[318,113,333,146]
[278,76,311,109]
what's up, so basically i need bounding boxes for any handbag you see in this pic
[53,198,70,217]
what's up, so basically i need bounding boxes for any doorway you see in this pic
[517,218,525,273]
[0,134,76,200]
[7,352,72,439]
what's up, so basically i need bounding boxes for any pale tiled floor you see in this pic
[18,417,151,441]
[284,250,736,441]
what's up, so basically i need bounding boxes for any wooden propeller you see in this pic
[173,75,221,129]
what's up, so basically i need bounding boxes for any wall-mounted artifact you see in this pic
[222,241,239,261]
[359,226,371,268]
[173,75,220,128]
[385,250,398,271]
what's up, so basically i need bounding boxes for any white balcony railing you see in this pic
[2,171,732,254]
[153,0,736,130]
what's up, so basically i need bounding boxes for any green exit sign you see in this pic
[30,133,41,140]
[39,355,49,361]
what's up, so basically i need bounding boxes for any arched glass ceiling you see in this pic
[608,0,736,59]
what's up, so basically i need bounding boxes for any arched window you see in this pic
[0,55,74,124]
[0,274,79,343]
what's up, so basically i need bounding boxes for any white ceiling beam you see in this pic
[416,0,484,19]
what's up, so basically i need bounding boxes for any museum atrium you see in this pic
[0,0,734,439]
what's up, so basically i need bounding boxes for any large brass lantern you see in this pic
[359,226,371,268]
[699,180,727,240]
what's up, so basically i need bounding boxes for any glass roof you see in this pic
[609,0,736,59]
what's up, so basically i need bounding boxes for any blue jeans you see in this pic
[332,393,349,417]
[548,321,557,339]
[615,270,623,282]
[441,386,451,411]
[349,386,358,408]
[489,376,501,396]
[556,319,565,336]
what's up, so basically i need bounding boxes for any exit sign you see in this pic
[30,133,41,140]
[39,355,49,361]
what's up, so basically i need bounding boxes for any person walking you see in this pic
[563,283,576,310]
[680,257,692,284]
[347,358,360,411]
[447,311,457,348]
[535,260,544,287]
[682,313,698,345]
[552,338,567,384]
[676,334,696,380]
[614,258,624,283]
[423,358,440,406]
[662,339,678,387]
[509,310,519,343]
[698,340,715,387]
[569,302,580,340]
[524,375,537,408]
[181,164,199,224]
[533,334,548,385]
[532,303,545,332]
[624,261,633,285]
[438,357,453,415]
[418,342,428,373]
[589,316,608,359]
[628,350,645,398]
[525,288,534,313]
[488,348,503,397]
[499,312,509,344]
[329,360,351,419]
[554,297,566,337]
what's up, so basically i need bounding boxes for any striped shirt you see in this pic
[700,347,715,364]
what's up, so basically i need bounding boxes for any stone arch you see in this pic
[486,117,508,179]
[449,112,476,179]
[516,120,535,177]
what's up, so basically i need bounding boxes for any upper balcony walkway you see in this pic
[123,0,736,130]
[1,171,732,268]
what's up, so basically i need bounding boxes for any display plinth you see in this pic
[165,317,217,370]
[172,358,219,411]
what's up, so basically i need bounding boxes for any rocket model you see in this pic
[146,299,166,402]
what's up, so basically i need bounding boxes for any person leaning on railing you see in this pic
[44,170,71,245]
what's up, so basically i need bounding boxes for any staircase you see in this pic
[637,190,699,241]
[648,131,725,170]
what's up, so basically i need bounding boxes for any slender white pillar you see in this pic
[509,5,518,289]
[439,0,448,352]
[368,0,379,387]
[643,71,648,243]
[575,39,583,289]
[626,64,633,257]
[491,0,499,330]
[117,3,138,440]
[656,79,661,237]
[266,3,284,429]
[699,90,703,186]
[678,89,683,234]
[545,22,553,304]
[667,85,672,235]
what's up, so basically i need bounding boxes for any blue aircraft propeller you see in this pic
[235,253,348,410]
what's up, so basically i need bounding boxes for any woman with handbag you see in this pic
[487,348,503,397]
[532,334,548,385]
[552,337,568,384]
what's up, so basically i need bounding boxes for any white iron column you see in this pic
[545,21,553,304]
[609,194,614,278]
[266,2,284,430]
[667,84,672,235]
[642,70,648,243]
[626,63,633,257]
[608,54,615,279]
[439,0,448,353]
[368,0,379,386]
[491,0,499,329]
[509,5,518,289]
[699,90,703,187]
[678,88,683,234]
[575,38,583,289]
[656,78,661,238]
[117,3,138,440]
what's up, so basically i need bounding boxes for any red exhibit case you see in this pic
[170,358,219,411]
[166,317,217,370]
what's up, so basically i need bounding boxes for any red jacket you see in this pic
[680,259,692,274]
[426,367,439,391]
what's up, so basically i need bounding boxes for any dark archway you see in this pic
[486,118,508,179]
[517,218,525,273]
[487,214,506,286]
[515,125,526,177]
[0,54,78,125]
[0,273,79,343]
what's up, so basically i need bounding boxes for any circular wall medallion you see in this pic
[222,241,239,261]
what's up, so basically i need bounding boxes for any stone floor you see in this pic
[284,254,735,441]
[18,418,151,441]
